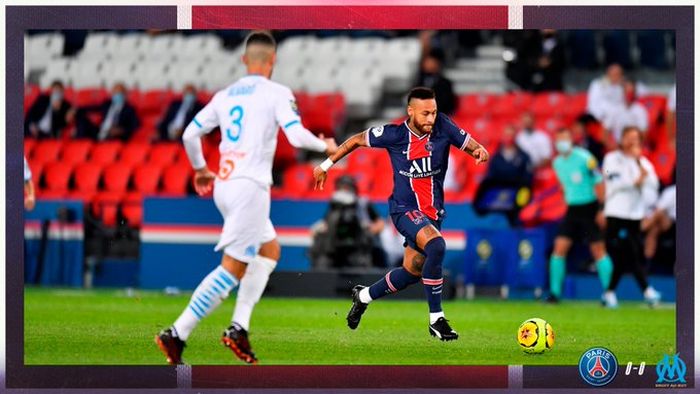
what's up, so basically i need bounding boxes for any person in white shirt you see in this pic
[24,156,35,211]
[641,183,675,262]
[156,31,337,365]
[515,111,552,168]
[601,79,649,144]
[601,126,661,308]
[586,63,625,121]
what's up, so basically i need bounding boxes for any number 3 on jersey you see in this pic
[226,105,244,142]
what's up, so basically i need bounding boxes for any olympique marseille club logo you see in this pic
[578,347,619,387]
[655,353,687,388]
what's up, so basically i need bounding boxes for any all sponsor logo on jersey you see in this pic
[578,347,618,387]
[655,353,687,388]
[399,157,441,178]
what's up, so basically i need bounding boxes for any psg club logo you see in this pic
[578,347,618,387]
[425,141,434,152]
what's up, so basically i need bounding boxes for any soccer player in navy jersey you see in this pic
[313,87,489,340]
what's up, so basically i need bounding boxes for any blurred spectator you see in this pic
[571,119,604,163]
[601,126,661,307]
[486,124,533,186]
[76,82,140,141]
[601,79,648,144]
[666,84,676,145]
[586,63,625,121]
[24,156,36,211]
[24,80,73,139]
[504,30,565,91]
[309,175,385,269]
[157,84,204,141]
[379,218,405,267]
[516,112,552,168]
[415,48,457,116]
[641,183,675,262]
[474,124,533,226]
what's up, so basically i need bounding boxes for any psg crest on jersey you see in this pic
[425,141,434,152]
[578,347,619,386]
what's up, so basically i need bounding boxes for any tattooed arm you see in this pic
[313,130,369,190]
[462,135,490,164]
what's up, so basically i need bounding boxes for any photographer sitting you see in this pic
[310,175,385,269]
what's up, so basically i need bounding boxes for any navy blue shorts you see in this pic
[391,210,443,253]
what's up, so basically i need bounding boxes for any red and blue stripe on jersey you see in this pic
[366,113,470,221]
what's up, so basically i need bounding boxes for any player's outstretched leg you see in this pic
[155,264,239,364]
[347,267,421,329]
[421,237,457,341]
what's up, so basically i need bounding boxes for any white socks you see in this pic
[359,287,373,304]
[232,255,277,331]
[430,311,445,324]
[173,265,238,341]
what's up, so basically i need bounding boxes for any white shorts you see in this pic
[213,177,277,263]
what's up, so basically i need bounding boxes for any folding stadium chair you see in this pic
[92,191,123,228]
[24,138,37,158]
[457,93,496,118]
[120,191,143,228]
[102,163,133,194]
[31,139,63,164]
[69,161,103,202]
[147,143,180,168]
[60,140,94,165]
[118,142,151,169]
[89,140,123,165]
[161,164,192,197]
[132,164,162,196]
[532,92,568,118]
[41,161,74,199]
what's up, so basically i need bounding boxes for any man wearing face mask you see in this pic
[157,84,205,141]
[601,79,648,146]
[602,126,661,308]
[545,127,613,304]
[24,80,73,139]
[75,82,140,141]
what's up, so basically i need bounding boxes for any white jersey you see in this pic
[182,75,327,186]
[602,150,659,221]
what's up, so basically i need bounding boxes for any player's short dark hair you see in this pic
[556,127,571,135]
[245,31,276,49]
[407,87,436,105]
[50,80,64,89]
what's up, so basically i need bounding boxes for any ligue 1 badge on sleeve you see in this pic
[578,347,619,387]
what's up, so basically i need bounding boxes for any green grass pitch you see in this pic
[24,287,675,366]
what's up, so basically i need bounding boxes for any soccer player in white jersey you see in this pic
[156,32,337,365]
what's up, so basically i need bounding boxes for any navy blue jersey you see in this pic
[366,113,471,220]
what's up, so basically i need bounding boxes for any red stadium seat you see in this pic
[273,130,297,174]
[89,141,123,165]
[281,164,315,199]
[148,143,180,167]
[347,148,381,174]
[92,191,123,227]
[60,140,94,165]
[196,90,214,105]
[118,142,151,168]
[492,92,534,118]
[121,191,143,228]
[24,138,37,158]
[132,164,162,195]
[27,160,45,187]
[650,146,676,186]
[564,92,588,119]
[140,89,175,116]
[161,164,192,196]
[102,163,132,193]
[42,161,74,196]
[535,116,567,137]
[532,92,569,118]
[638,95,667,126]
[75,88,108,107]
[70,162,103,201]
[304,93,346,136]
[456,93,497,118]
[31,140,63,164]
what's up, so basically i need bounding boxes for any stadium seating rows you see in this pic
[25,89,674,229]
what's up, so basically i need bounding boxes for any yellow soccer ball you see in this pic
[517,318,555,354]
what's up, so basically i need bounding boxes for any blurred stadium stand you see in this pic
[23,30,676,300]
